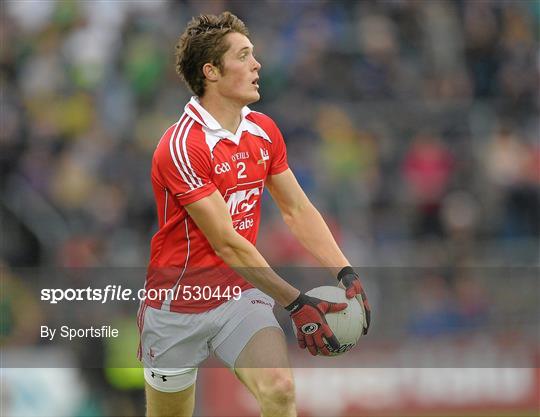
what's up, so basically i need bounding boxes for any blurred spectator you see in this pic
[0,264,43,346]
[463,0,500,99]
[402,132,454,238]
[314,103,382,237]
[102,313,145,417]
[453,274,490,330]
[484,125,540,238]
[441,190,480,241]
[408,274,464,337]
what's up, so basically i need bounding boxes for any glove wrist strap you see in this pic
[285,293,306,312]
[337,266,355,281]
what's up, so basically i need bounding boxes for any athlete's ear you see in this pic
[202,63,219,82]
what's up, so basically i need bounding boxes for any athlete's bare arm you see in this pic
[266,168,350,276]
[185,190,300,307]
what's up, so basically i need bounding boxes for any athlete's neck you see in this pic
[198,95,243,134]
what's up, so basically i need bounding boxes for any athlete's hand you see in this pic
[337,266,371,335]
[286,293,347,356]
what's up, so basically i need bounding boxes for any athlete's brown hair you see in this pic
[175,12,249,97]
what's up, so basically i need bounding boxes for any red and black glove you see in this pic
[337,266,371,335]
[286,293,347,356]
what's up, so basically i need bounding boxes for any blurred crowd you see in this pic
[1,1,538,416]
[1,0,538,270]
[1,0,538,317]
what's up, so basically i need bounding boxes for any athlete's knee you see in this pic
[256,369,295,405]
[145,381,196,417]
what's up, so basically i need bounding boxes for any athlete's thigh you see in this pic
[210,288,283,368]
[145,381,196,417]
[235,326,290,369]
[234,326,294,396]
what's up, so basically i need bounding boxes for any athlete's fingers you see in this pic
[305,334,318,356]
[296,332,306,349]
[345,280,361,299]
[362,304,371,335]
[326,302,348,313]
[319,343,331,356]
[322,324,340,352]
[356,289,371,335]
[307,344,318,356]
[313,330,325,349]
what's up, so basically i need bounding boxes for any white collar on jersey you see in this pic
[185,97,271,154]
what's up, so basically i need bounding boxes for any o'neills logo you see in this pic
[224,180,264,216]
[251,299,272,307]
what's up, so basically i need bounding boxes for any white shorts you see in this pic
[139,288,282,392]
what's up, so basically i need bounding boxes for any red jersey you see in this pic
[144,97,289,313]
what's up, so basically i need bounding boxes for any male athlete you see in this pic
[138,12,371,417]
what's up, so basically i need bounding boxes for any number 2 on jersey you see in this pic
[237,162,247,179]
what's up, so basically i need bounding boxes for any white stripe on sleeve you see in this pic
[169,114,196,190]
[175,119,204,188]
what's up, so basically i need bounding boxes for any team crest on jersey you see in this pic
[257,148,270,170]
[224,180,264,229]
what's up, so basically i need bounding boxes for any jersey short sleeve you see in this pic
[156,127,217,206]
[268,119,289,175]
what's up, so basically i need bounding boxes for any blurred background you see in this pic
[1,0,539,416]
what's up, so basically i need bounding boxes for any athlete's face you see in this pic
[215,32,261,106]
